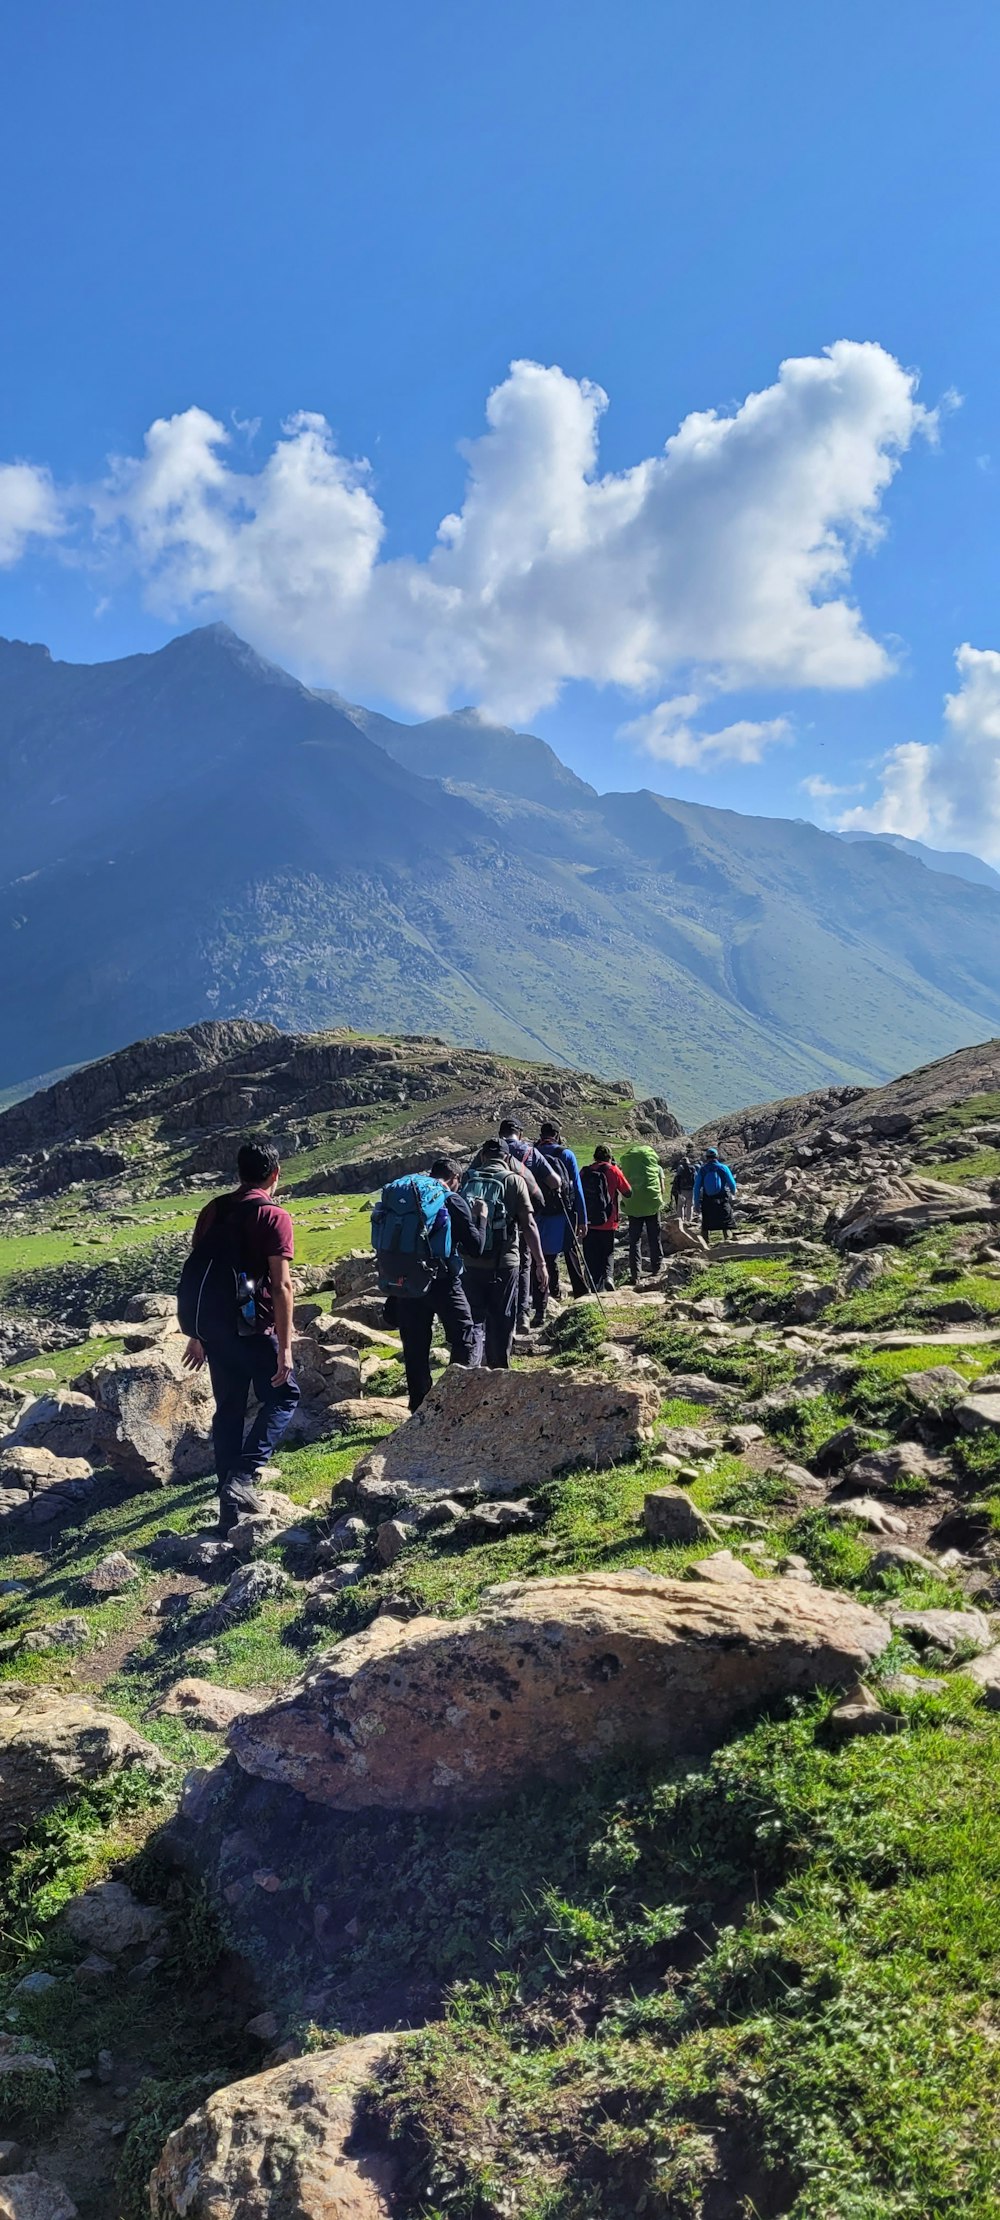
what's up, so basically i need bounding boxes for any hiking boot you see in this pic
[217,1472,266,1533]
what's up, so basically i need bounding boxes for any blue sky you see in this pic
[3,0,1000,851]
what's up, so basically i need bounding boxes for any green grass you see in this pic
[365,1702,1000,2218]
[1,1334,125,1386]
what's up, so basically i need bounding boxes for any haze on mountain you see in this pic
[2,622,999,1128]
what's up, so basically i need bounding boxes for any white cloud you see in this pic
[620,693,792,769]
[0,462,63,567]
[800,773,860,800]
[0,340,932,720]
[840,644,1000,860]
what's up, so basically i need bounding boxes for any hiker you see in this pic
[461,1138,548,1367]
[532,1120,588,1320]
[694,1145,737,1241]
[178,1137,300,1535]
[498,1118,558,1328]
[670,1154,696,1224]
[581,1146,631,1291]
[387,1159,484,1412]
[618,1143,666,1284]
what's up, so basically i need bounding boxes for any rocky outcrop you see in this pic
[286,1333,362,1443]
[352,1367,660,1503]
[3,1392,99,1463]
[157,1679,267,1732]
[0,1449,96,1525]
[149,2033,399,2219]
[0,2177,78,2220]
[228,1568,890,1812]
[0,1685,168,1845]
[91,1348,215,1485]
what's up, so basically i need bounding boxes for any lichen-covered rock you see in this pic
[352,1366,660,1502]
[64,1878,165,1955]
[157,1679,267,1732]
[3,1392,98,1463]
[643,1488,717,1543]
[0,1686,168,1846]
[229,1568,890,1812]
[0,2171,78,2220]
[84,1551,141,1595]
[888,1607,995,1653]
[91,1348,215,1485]
[149,2033,399,2218]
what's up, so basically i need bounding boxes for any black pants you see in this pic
[466,1263,520,1368]
[517,1241,533,1328]
[205,1331,300,1518]
[627,1214,662,1279]
[397,1274,476,1411]
[583,1228,616,1290]
[701,1196,734,1241]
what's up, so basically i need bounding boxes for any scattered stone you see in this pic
[72,1954,114,1984]
[64,1879,166,1956]
[375,1518,417,1566]
[3,1391,99,1463]
[328,1515,368,1552]
[149,2033,400,2219]
[227,1491,301,1561]
[643,1488,717,1544]
[686,1549,757,1582]
[12,1971,57,1998]
[244,2011,279,2042]
[229,1569,890,1811]
[123,1293,176,1324]
[722,1424,766,1449]
[353,1367,660,1502]
[955,1393,1000,1433]
[148,1530,202,1570]
[869,1543,943,1579]
[902,1365,967,1407]
[885,1671,946,1698]
[19,1617,91,1652]
[888,1607,995,1654]
[662,1373,731,1406]
[460,1499,538,1536]
[955,1646,1000,1705]
[84,1551,141,1596]
[0,2148,22,2177]
[0,2177,78,2220]
[826,1497,908,1536]
[0,1686,168,1847]
[206,1562,290,1628]
[157,1679,267,1732]
[810,1425,868,1476]
[325,1397,411,1434]
[183,1545,237,1580]
[836,1442,944,1493]
[305,1567,363,1613]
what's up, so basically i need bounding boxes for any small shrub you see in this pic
[546,1303,607,1364]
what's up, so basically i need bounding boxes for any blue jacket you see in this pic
[536,1143,587,1254]
[693,1159,737,1209]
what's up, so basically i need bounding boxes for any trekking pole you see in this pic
[556,1191,609,1320]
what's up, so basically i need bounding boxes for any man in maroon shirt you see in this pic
[182,1137,300,1531]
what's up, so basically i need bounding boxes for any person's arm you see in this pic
[269,1255,295,1384]
[692,1169,703,1209]
[724,1164,738,1195]
[512,1182,547,1287]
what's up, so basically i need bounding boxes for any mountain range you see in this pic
[2,622,999,1126]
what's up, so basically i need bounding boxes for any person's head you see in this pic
[704,1146,719,1161]
[475,1136,508,1164]
[594,1144,614,1164]
[237,1137,281,1192]
[431,1156,460,1191]
[539,1120,561,1144]
[498,1118,521,1141]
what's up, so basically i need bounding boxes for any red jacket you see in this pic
[585,1161,631,1232]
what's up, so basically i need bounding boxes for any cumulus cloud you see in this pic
[840,644,1000,860]
[0,341,932,720]
[620,693,792,769]
[0,462,63,567]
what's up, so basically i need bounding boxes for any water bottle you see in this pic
[236,1271,258,1336]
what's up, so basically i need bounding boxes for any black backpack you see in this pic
[177,1196,264,1340]
[581,1162,613,1226]
[536,1141,574,1211]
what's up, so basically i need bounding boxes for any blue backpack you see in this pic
[701,1162,725,1199]
[372,1174,452,1296]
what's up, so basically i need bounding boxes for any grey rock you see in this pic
[955,1394,1000,1433]
[212,1562,290,1622]
[643,1488,717,1544]
[868,1543,943,1579]
[84,1551,141,1595]
[884,1671,946,1698]
[12,1972,58,1997]
[686,1549,756,1582]
[826,1497,908,1536]
[956,1645,1000,1705]
[64,1880,166,1956]
[902,1365,967,1407]
[376,1518,418,1566]
[20,1617,90,1652]
[889,1607,995,1654]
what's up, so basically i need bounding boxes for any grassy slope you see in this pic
[3,1129,1000,2215]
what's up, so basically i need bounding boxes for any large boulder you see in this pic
[0,1685,169,1846]
[285,1335,363,1445]
[352,1367,660,1502]
[2,1392,98,1462]
[91,1348,215,1485]
[229,1568,890,1812]
[0,1449,96,1525]
[149,2033,399,2219]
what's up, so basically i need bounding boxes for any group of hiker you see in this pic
[177,1127,739,1527]
[373,1124,738,1412]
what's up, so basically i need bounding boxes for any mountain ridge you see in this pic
[2,624,999,1123]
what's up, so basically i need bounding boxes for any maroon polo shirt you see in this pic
[192,1184,294,1330]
